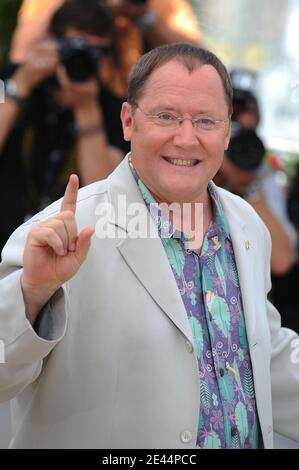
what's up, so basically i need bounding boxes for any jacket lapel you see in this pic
[218,190,257,344]
[106,156,194,345]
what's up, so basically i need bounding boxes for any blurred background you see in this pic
[192,0,299,171]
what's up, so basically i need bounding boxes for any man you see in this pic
[0,44,299,449]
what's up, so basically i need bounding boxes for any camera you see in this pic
[59,37,108,83]
[227,127,265,171]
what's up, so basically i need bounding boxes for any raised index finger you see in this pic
[60,174,79,214]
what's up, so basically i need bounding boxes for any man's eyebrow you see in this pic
[149,105,215,115]
[150,105,178,112]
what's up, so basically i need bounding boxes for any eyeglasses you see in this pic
[134,104,230,132]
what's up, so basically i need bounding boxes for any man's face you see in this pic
[121,61,231,204]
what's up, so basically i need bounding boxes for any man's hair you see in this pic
[49,0,115,40]
[127,43,233,116]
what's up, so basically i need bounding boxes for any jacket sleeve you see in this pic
[263,224,299,442]
[0,220,68,403]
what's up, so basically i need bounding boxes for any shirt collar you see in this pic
[129,156,230,243]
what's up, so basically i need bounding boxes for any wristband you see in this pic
[75,122,105,138]
[4,79,28,107]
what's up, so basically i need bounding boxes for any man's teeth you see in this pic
[165,158,198,167]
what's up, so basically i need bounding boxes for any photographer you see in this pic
[106,0,201,48]
[229,84,299,331]
[216,127,295,277]
[10,0,202,64]
[0,0,125,254]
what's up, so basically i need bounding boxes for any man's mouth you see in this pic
[163,157,199,167]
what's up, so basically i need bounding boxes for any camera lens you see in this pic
[60,38,100,83]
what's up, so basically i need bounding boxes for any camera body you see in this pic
[227,126,265,171]
[59,37,104,83]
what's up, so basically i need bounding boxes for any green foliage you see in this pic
[163,240,185,276]
[0,0,22,64]
[200,380,211,414]
[203,430,221,449]
[235,401,249,445]
[244,367,255,400]
[219,370,234,402]
[189,316,203,358]
[211,295,231,337]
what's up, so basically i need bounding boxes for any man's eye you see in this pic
[197,118,215,127]
[157,113,176,122]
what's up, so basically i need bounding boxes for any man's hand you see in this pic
[21,175,94,324]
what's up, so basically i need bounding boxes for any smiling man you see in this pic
[1,44,299,449]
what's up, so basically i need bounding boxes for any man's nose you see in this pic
[173,118,199,148]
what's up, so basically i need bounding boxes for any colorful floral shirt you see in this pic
[130,160,259,449]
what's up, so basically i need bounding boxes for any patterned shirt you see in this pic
[129,159,259,449]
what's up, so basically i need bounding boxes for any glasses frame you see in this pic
[133,104,230,132]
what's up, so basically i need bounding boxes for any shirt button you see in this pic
[181,430,193,443]
[219,368,225,377]
[186,341,194,354]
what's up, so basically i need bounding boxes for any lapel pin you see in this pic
[245,240,251,250]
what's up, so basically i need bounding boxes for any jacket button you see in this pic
[181,430,193,443]
[186,341,194,354]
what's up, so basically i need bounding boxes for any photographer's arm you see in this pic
[247,194,295,276]
[74,104,124,184]
[108,0,201,47]
[140,13,201,48]
[0,97,21,153]
[1,41,59,153]
[57,67,124,184]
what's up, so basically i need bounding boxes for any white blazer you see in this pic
[0,155,298,448]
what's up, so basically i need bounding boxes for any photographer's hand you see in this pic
[107,0,148,20]
[55,65,100,112]
[107,0,201,47]
[56,66,123,184]
[12,40,60,98]
[0,40,59,153]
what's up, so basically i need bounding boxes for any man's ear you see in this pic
[121,102,133,142]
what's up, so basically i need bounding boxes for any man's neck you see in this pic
[160,190,213,253]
